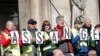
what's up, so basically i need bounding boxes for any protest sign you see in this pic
[64,27,71,39]
[10,31,19,44]
[80,28,88,40]
[22,31,31,44]
[50,31,58,44]
[36,31,43,44]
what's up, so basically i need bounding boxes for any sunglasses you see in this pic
[44,24,50,26]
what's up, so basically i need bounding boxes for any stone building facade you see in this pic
[18,0,99,30]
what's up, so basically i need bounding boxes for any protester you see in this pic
[54,15,73,56]
[82,18,95,50]
[1,18,99,56]
[52,48,65,56]
[95,24,100,56]
[88,50,97,56]
[1,20,22,56]
[71,19,85,56]
[41,20,56,56]
[22,19,38,56]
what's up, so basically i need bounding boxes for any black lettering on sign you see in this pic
[10,31,19,44]
[52,32,57,42]
[50,31,58,44]
[12,32,17,44]
[36,31,43,44]
[23,32,29,43]
[91,30,99,40]
[80,28,87,40]
[64,27,71,39]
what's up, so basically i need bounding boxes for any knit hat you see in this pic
[28,19,37,24]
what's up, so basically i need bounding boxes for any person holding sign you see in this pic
[95,24,100,56]
[82,18,95,50]
[71,19,88,56]
[40,20,56,56]
[54,16,73,56]
[1,20,22,56]
[22,19,38,56]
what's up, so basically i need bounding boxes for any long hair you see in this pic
[41,20,51,31]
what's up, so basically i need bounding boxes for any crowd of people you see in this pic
[0,15,100,56]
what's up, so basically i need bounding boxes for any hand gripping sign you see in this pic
[10,31,19,44]
[36,31,43,44]
[50,31,58,44]
[80,28,88,40]
[22,31,31,44]
[91,30,99,40]
[63,26,71,39]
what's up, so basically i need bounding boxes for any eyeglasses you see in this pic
[44,24,50,26]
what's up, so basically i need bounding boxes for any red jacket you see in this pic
[55,25,73,53]
[1,28,22,47]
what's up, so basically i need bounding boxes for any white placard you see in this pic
[50,31,58,44]
[10,31,19,44]
[36,31,43,44]
[80,28,88,40]
[91,30,99,40]
[63,27,71,39]
[22,31,31,44]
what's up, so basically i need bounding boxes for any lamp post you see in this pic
[11,12,19,30]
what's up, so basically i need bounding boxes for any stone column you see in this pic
[30,0,44,30]
[42,0,52,21]
[30,0,52,30]
[86,0,99,26]
[18,0,31,30]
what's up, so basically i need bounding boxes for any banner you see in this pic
[9,30,100,45]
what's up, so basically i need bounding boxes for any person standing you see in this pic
[22,19,38,56]
[95,24,100,56]
[41,20,56,56]
[1,20,22,56]
[71,19,88,56]
[54,16,73,56]
[82,18,96,50]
